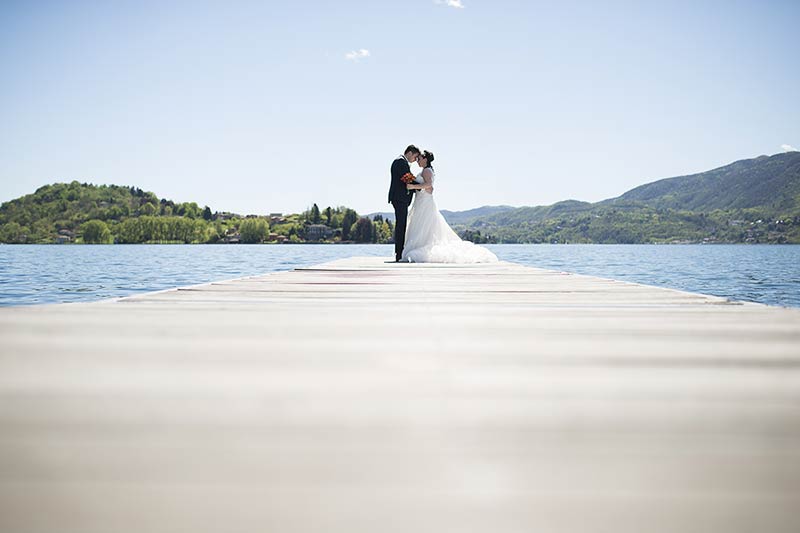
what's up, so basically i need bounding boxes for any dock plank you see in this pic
[1,256,799,533]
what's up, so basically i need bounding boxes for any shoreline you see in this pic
[3,241,800,246]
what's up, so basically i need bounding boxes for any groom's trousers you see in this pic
[392,201,408,261]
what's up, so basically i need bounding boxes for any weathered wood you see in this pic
[1,256,799,533]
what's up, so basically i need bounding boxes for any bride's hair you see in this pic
[422,150,435,168]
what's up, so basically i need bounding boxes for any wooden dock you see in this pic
[1,256,799,532]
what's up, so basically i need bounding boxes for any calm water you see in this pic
[0,244,798,308]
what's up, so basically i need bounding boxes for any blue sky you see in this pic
[1,0,798,215]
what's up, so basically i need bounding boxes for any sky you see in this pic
[1,0,799,215]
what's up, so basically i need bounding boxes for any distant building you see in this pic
[223,232,241,244]
[306,224,334,241]
[268,232,289,243]
[214,212,240,221]
[54,229,75,244]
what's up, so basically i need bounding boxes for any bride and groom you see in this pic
[388,145,498,264]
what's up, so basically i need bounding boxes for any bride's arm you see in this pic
[406,168,434,192]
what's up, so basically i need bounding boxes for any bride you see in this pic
[401,150,498,263]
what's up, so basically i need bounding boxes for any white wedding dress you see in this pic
[401,169,499,263]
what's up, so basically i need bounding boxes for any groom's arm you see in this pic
[390,159,407,183]
[392,158,417,194]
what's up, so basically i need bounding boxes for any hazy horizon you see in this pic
[2,1,798,215]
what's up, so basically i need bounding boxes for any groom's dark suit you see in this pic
[388,155,417,261]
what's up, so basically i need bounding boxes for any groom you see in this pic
[388,145,421,262]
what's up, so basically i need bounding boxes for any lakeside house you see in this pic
[305,224,334,241]
[54,228,75,244]
[222,232,241,244]
[214,211,240,221]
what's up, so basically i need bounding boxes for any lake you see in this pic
[1,244,798,308]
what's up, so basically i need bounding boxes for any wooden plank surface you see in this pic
[1,256,799,533]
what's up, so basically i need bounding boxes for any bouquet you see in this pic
[400,172,416,184]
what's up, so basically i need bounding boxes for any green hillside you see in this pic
[457,153,800,244]
[609,151,800,212]
[0,181,390,244]
[439,205,516,225]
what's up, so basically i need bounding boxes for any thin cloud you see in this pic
[345,49,370,61]
[781,144,798,152]
[435,0,465,8]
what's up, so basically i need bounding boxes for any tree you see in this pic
[82,219,113,244]
[239,218,269,243]
[176,202,200,219]
[376,220,392,243]
[324,206,333,225]
[0,222,27,243]
[311,203,322,224]
[202,206,213,221]
[341,209,358,241]
[353,217,374,243]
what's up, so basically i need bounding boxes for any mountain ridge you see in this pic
[605,151,800,211]
[448,152,800,243]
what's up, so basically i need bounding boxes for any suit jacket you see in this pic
[388,155,416,205]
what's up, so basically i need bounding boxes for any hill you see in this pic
[0,182,388,244]
[364,211,397,223]
[367,205,515,225]
[458,152,800,244]
[440,205,516,225]
[607,151,800,212]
